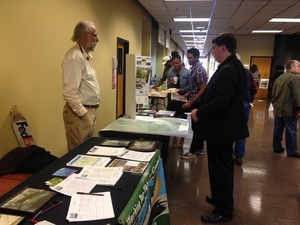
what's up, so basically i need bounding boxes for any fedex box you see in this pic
[11,105,36,147]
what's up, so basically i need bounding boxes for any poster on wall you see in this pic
[158,24,165,46]
[112,57,118,89]
[136,56,152,109]
[259,79,269,89]
[165,34,170,49]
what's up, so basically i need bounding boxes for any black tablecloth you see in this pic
[0,137,143,225]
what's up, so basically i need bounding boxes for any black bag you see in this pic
[0,145,58,176]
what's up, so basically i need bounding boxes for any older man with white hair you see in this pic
[62,21,100,151]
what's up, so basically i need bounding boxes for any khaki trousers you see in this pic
[63,102,97,151]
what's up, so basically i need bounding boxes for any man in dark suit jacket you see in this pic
[191,33,249,223]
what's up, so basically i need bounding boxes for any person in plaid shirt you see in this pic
[181,48,207,159]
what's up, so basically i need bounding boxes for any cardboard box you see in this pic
[11,105,36,147]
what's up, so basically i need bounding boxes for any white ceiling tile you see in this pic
[138,0,300,55]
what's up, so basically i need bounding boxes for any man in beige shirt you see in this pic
[62,21,100,151]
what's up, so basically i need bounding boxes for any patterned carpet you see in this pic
[0,173,32,197]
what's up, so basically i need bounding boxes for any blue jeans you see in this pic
[273,114,298,155]
[234,100,250,157]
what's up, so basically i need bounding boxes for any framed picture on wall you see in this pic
[259,79,269,89]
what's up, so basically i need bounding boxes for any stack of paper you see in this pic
[86,146,126,156]
[66,192,114,222]
[50,167,123,196]
[118,150,155,162]
[50,174,97,196]
[77,166,123,186]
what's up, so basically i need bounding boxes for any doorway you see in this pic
[250,56,272,100]
[116,38,129,118]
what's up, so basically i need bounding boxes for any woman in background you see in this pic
[167,51,190,149]
[250,64,260,104]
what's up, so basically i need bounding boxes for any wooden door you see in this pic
[116,38,129,118]
[250,56,272,100]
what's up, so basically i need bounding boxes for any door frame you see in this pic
[116,38,129,118]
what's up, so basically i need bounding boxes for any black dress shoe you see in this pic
[201,211,233,223]
[235,156,242,165]
[206,195,214,205]
[287,152,300,158]
[274,148,285,153]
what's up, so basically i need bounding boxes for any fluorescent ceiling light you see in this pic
[174,18,210,22]
[180,30,207,33]
[182,35,206,38]
[252,30,283,33]
[185,40,204,43]
[187,46,204,49]
[270,18,300,22]
[165,0,213,1]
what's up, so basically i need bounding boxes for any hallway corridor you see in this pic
[164,99,300,225]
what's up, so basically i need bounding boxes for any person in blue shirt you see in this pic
[167,51,190,149]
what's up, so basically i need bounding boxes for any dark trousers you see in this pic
[167,100,187,119]
[190,120,204,153]
[190,102,204,153]
[207,141,234,216]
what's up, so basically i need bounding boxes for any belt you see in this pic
[83,104,99,109]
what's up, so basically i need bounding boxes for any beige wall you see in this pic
[236,35,275,68]
[0,0,276,159]
[0,0,143,158]
[207,35,275,77]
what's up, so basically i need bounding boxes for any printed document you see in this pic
[77,166,123,186]
[66,192,114,222]
[86,146,126,156]
[118,150,155,162]
[66,155,111,168]
[50,174,97,196]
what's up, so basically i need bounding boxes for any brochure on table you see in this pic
[109,159,149,174]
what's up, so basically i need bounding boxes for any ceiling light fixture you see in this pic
[185,40,204,43]
[174,18,210,22]
[182,35,206,38]
[165,0,213,2]
[180,30,207,33]
[269,18,300,22]
[252,30,283,33]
